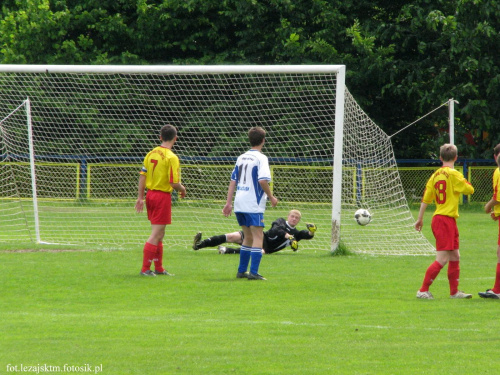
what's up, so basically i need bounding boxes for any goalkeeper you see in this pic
[193,209,316,254]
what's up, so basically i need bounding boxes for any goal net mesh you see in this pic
[0,67,434,255]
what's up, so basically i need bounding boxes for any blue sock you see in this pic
[250,248,263,275]
[238,246,251,273]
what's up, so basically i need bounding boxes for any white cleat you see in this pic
[416,290,434,299]
[450,291,472,299]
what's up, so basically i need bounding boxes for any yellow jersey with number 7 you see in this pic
[140,146,181,193]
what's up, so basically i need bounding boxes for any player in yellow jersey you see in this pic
[135,124,186,276]
[414,144,474,299]
[479,144,500,299]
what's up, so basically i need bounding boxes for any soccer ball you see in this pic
[354,209,371,226]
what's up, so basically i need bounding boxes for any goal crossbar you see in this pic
[0,64,346,75]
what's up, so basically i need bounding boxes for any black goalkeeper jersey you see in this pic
[262,218,314,254]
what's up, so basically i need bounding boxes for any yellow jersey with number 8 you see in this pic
[422,166,474,218]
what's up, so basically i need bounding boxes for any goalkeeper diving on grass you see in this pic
[192,210,316,254]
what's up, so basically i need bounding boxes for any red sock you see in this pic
[492,263,500,294]
[154,242,164,272]
[420,261,443,292]
[141,242,157,272]
[448,260,460,295]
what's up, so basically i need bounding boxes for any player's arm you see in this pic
[222,180,237,217]
[294,229,314,241]
[169,157,185,198]
[485,197,500,221]
[171,182,186,198]
[415,181,434,232]
[453,174,474,195]
[259,179,278,207]
[135,174,147,213]
[306,223,317,236]
[415,202,428,232]
[485,198,499,213]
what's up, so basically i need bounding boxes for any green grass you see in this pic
[2,208,500,374]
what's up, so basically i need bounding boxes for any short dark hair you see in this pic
[248,126,266,147]
[439,143,457,162]
[494,143,500,157]
[160,124,177,141]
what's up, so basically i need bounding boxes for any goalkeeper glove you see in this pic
[306,223,317,233]
[289,236,299,251]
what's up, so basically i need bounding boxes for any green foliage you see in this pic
[1,0,500,158]
[350,0,500,158]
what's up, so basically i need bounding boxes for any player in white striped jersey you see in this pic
[222,127,278,280]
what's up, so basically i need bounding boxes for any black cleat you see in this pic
[154,270,174,276]
[236,272,249,279]
[478,289,500,299]
[192,232,202,250]
[248,273,267,280]
[140,270,156,277]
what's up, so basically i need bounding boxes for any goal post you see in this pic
[0,64,434,255]
[0,98,37,242]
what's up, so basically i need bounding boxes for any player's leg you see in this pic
[218,231,244,254]
[192,232,203,250]
[447,249,466,297]
[237,225,252,277]
[417,256,444,298]
[443,219,471,298]
[248,225,265,280]
[479,242,500,298]
[489,224,500,294]
[142,190,171,276]
[155,241,164,271]
[194,231,242,250]
[226,231,244,244]
[141,240,158,276]
[154,239,174,275]
[417,216,447,298]
[147,223,166,245]
[141,224,165,276]
[480,245,500,298]
[218,246,241,254]
[493,245,500,293]
[194,232,228,250]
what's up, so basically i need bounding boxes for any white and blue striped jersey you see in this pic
[231,149,271,214]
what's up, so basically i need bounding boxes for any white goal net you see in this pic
[0,65,434,255]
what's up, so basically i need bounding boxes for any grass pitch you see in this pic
[2,208,500,374]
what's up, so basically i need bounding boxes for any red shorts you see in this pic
[145,190,172,225]
[431,215,459,251]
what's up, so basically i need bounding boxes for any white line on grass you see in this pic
[6,312,481,332]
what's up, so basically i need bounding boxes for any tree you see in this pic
[346,0,500,158]
[2,0,500,159]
